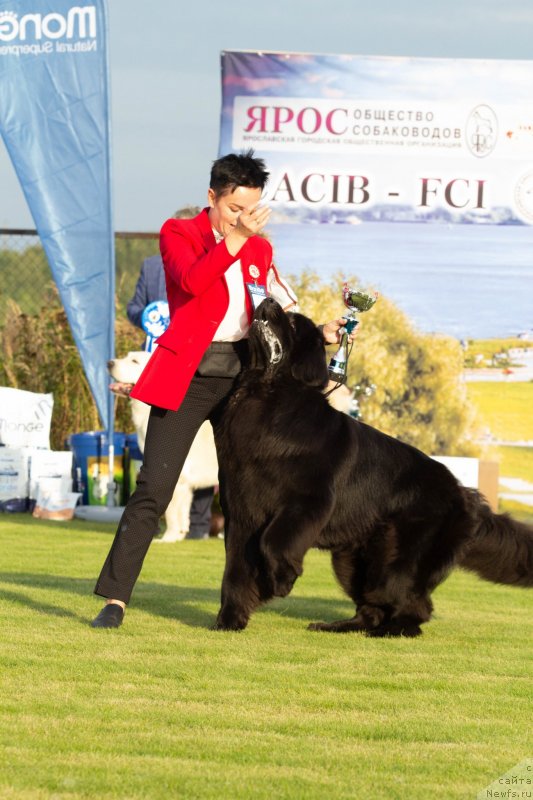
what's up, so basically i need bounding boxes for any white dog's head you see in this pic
[107,351,152,384]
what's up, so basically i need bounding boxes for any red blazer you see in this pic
[130,208,274,411]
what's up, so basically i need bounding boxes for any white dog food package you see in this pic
[0,446,30,512]
[0,387,53,449]
[28,449,73,500]
[32,478,81,520]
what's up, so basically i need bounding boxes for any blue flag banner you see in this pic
[0,1,114,428]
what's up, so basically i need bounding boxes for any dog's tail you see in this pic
[459,489,533,587]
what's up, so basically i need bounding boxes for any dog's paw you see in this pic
[307,616,367,633]
[307,621,337,632]
[155,530,187,543]
[263,554,300,598]
[213,608,249,631]
[271,569,298,598]
[366,620,423,638]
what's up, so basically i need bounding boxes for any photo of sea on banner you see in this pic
[477,758,533,799]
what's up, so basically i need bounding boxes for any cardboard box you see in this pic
[431,455,499,511]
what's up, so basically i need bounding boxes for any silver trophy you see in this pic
[328,284,377,382]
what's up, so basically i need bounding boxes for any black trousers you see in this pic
[94,373,236,603]
[188,487,216,539]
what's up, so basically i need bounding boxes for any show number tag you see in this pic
[246,283,268,310]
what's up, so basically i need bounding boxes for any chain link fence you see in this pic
[0,228,159,327]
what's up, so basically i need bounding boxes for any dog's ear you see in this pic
[289,315,329,388]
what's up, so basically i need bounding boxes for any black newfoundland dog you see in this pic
[215,297,533,636]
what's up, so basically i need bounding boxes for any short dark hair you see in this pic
[210,150,269,196]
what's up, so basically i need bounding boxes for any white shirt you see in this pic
[212,227,298,342]
[213,257,249,342]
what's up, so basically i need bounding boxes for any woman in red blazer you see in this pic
[128,202,290,411]
[92,152,352,628]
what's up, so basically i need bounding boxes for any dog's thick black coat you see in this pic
[216,297,533,636]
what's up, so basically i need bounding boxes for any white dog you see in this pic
[108,351,219,542]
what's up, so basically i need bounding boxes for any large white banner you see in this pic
[221,52,533,225]
[219,52,533,338]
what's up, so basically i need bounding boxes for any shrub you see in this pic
[0,287,143,449]
[292,271,480,456]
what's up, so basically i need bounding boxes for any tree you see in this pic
[174,205,202,220]
[0,290,143,449]
[290,271,479,456]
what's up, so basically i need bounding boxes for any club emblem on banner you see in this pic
[465,104,498,158]
[514,170,533,223]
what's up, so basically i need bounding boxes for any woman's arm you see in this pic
[160,219,238,296]
[160,206,271,296]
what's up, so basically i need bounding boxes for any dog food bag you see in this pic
[0,446,30,512]
[32,479,81,520]
[0,387,53,449]
[28,449,73,502]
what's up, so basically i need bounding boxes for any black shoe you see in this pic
[91,603,125,629]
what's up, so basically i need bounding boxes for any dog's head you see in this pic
[107,351,152,384]
[248,297,329,389]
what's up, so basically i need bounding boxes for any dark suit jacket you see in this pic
[127,254,168,330]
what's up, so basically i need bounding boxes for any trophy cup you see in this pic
[328,284,377,382]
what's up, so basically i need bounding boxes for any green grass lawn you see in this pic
[499,498,533,522]
[465,382,533,497]
[464,338,531,370]
[1,516,531,800]
[463,339,530,367]
[494,445,533,478]
[466,382,533,442]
